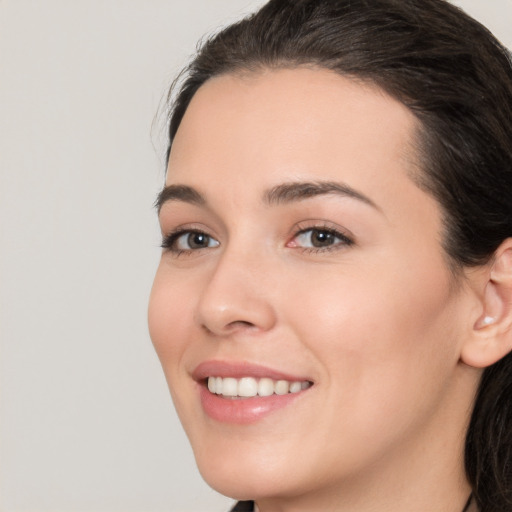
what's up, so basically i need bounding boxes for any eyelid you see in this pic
[286,221,355,252]
[160,224,220,256]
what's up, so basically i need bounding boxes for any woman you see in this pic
[148,1,512,510]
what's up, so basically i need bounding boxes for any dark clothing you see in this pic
[230,501,254,512]
[230,495,478,511]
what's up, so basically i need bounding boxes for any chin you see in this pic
[193,444,304,502]
[200,468,289,502]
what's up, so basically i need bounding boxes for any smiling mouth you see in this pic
[207,376,313,398]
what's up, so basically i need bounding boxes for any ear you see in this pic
[461,239,512,368]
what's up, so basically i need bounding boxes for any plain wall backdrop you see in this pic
[0,1,510,511]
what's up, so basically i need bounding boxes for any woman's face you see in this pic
[149,69,476,502]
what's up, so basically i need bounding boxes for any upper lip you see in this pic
[192,360,313,383]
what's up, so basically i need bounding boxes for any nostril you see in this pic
[201,320,256,336]
[229,320,255,328]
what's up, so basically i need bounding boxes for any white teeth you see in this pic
[289,381,302,394]
[238,377,258,397]
[275,380,289,395]
[222,377,238,397]
[258,378,274,397]
[207,376,311,398]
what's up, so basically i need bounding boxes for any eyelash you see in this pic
[161,228,218,256]
[289,224,354,254]
[160,224,354,256]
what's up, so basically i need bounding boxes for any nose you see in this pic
[195,249,277,337]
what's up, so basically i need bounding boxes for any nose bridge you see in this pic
[196,238,276,336]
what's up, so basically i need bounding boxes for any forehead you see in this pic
[167,68,420,190]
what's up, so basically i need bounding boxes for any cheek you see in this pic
[148,264,203,429]
[275,262,463,473]
[148,264,193,368]
[284,258,461,407]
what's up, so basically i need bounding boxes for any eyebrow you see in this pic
[155,180,379,213]
[263,181,379,209]
[155,184,206,213]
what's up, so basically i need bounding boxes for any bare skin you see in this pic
[149,68,490,511]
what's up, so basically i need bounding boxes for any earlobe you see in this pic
[461,240,512,369]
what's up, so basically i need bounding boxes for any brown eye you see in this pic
[186,232,211,249]
[162,230,220,253]
[310,230,337,247]
[291,228,354,251]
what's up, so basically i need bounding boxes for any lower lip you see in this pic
[199,385,307,424]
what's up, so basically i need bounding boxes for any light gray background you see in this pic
[1,1,510,511]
